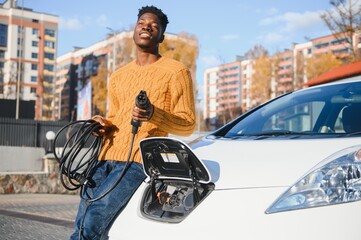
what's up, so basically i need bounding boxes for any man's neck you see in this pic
[136,50,161,66]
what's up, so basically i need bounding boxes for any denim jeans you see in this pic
[69,160,146,240]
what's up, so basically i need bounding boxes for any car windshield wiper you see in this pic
[344,131,361,136]
[246,130,309,136]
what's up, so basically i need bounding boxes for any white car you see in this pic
[110,76,361,240]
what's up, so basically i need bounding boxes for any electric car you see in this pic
[109,76,361,240]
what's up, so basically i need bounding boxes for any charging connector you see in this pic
[131,90,150,134]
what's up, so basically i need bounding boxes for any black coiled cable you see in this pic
[53,119,137,203]
[53,119,103,191]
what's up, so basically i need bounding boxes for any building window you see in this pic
[32,41,38,47]
[0,75,3,94]
[32,28,39,35]
[17,26,24,33]
[31,64,38,70]
[17,50,23,57]
[31,53,38,59]
[45,41,55,49]
[45,29,55,37]
[0,50,4,58]
[44,76,53,83]
[32,19,39,23]
[44,52,54,60]
[31,76,37,82]
[30,87,37,94]
[0,24,7,47]
[44,64,54,72]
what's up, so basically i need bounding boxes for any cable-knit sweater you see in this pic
[97,56,196,164]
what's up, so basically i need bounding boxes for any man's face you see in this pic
[133,12,164,50]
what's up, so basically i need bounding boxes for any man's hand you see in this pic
[92,116,112,136]
[132,104,154,122]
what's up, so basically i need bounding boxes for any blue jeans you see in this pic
[69,160,146,240]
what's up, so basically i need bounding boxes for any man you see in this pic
[70,5,196,240]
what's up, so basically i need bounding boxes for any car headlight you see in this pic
[266,145,361,214]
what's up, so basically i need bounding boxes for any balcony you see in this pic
[44,58,55,64]
[44,35,56,42]
[43,70,55,76]
[44,47,56,53]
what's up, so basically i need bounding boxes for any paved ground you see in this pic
[0,193,80,240]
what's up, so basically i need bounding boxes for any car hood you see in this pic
[190,136,361,190]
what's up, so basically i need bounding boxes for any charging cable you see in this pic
[53,90,150,203]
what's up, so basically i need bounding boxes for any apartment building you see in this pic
[56,38,112,121]
[312,34,351,57]
[217,60,242,114]
[203,67,218,127]
[273,49,294,96]
[203,31,361,128]
[0,0,58,120]
[240,59,252,111]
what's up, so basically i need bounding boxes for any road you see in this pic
[0,193,79,240]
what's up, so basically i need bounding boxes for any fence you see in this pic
[0,117,69,148]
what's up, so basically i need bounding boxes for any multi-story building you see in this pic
[203,58,254,129]
[273,49,293,96]
[312,34,351,57]
[292,41,312,91]
[216,60,242,115]
[240,59,252,111]
[0,0,58,120]
[203,31,361,128]
[56,40,110,121]
[203,57,244,128]
[203,67,218,128]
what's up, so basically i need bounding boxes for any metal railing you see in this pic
[0,117,69,148]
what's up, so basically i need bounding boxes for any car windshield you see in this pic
[221,80,361,138]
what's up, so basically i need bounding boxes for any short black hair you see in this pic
[137,5,169,34]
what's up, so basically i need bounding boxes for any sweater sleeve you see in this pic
[149,68,196,136]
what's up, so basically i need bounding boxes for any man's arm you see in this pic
[149,68,196,136]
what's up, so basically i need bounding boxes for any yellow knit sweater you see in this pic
[97,56,196,164]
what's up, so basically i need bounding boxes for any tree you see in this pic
[90,59,108,116]
[160,32,199,71]
[112,32,199,73]
[2,62,20,99]
[245,45,273,107]
[306,52,343,80]
[320,0,361,61]
[116,37,135,68]
[216,105,243,128]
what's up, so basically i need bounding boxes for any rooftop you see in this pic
[306,61,361,87]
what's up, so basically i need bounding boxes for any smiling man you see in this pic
[70,5,196,240]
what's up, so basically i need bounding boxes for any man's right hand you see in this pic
[92,116,112,136]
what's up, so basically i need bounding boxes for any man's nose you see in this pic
[142,25,152,32]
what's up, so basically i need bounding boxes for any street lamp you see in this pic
[45,130,56,154]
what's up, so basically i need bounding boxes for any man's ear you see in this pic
[159,34,165,43]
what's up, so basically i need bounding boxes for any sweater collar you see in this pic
[131,56,165,69]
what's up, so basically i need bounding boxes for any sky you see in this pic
[23,0,334,98]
